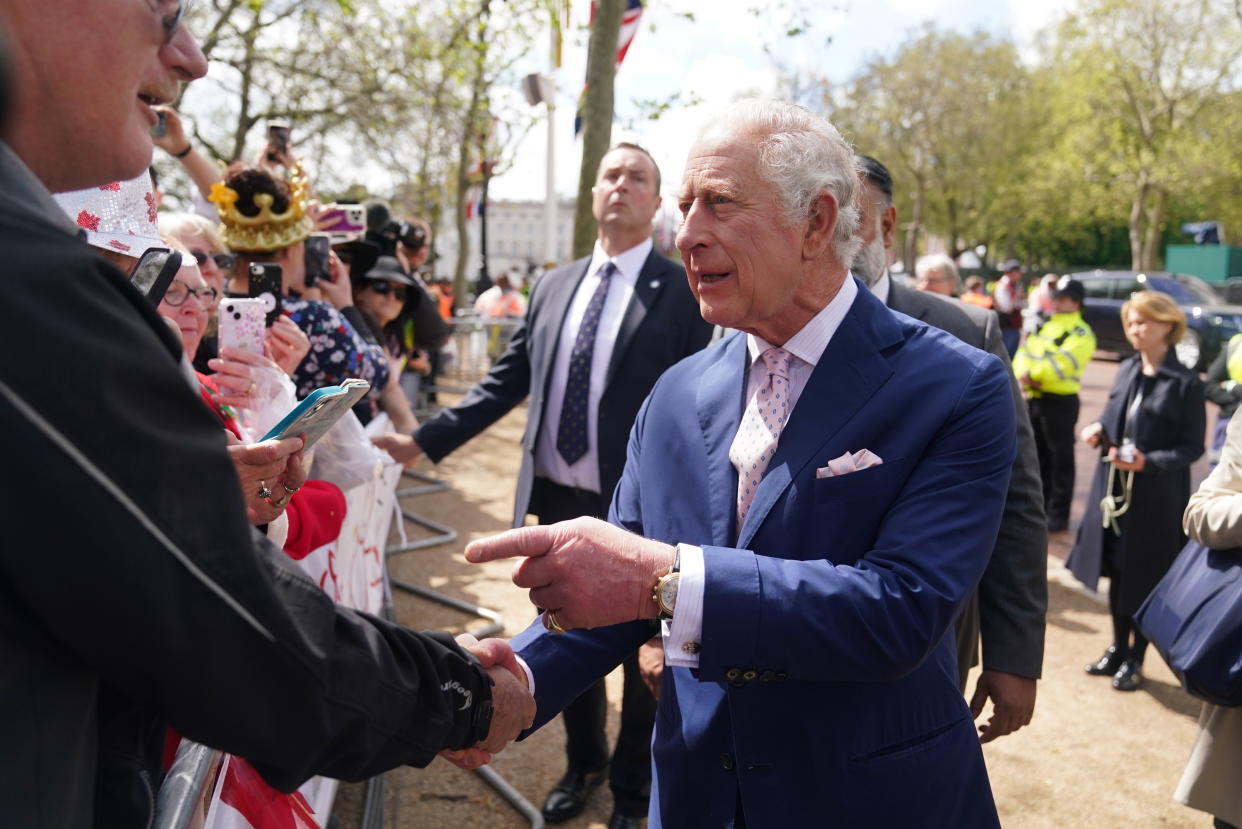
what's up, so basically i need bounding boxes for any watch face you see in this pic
[658,574,679,614]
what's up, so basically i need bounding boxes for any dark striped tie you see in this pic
[556,261,617,465]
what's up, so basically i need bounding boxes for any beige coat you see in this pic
[1176,414,1242,825]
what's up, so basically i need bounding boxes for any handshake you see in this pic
[439,517,677,769]
[441,633,535,770]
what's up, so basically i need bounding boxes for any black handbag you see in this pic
[1134,540,1242,707]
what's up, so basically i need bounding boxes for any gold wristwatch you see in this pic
[653,547,681,620]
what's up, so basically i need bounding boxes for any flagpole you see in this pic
[542,10,560,267]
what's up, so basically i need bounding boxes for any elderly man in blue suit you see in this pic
[464,100,1016,828]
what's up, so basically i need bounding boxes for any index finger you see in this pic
[465,526,556,563]
[244,436,305,464]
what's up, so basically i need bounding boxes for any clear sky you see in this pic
[488,0,1073,202]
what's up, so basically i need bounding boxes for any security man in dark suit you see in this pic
[850,155,1048,743]
[376,143,713,828]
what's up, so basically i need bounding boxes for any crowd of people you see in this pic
[0,3,1238,829]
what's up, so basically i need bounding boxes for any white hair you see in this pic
[158,211,228,253]
[915,253,962,293]
[697,99,862,268]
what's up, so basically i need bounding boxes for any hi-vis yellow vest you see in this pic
[1012,311,1096,396]
[1226,333,1242,384]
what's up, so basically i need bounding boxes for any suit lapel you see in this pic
[605,251,668,388]
[737,288,903,548]
[535,258,592,388]
[697,333,749,546]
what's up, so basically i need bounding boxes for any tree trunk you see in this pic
[1141,186,1167,271]
[571,0,624,259]
[452,0,494,294]
[1128,171,1150,270]
[904,179,925,273]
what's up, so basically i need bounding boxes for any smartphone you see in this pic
[316,203,366,237]
[217,297,267,355]
[267,121,291,160]
[247,262,283,326]
[260,379,371,450]
[129,247,182,306]
[150,111,167,140]
[304,234,331,288]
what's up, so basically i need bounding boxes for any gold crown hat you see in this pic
[209,165,314,252]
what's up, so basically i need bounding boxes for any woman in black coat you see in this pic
[1068,290,1205,692]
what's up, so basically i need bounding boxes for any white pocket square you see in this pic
[816,449,883,478]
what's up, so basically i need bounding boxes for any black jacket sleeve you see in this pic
[0,220,492,791]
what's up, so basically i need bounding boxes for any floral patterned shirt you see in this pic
[283,298,389,400]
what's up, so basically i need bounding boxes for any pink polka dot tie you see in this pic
[729,347,794,528]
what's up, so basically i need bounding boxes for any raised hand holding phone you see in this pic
[265,316,310,377]
[218,297,266,355]
[315,250,353,310]
[247,262,284,325]
[260,379,370,450]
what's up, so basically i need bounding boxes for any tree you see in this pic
[829,26,1043,271]
[170,0,547,285]
[571,0,624,259]
[1043,0,1242,269]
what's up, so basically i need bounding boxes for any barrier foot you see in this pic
[475,764,545,829]
[396,469,451,498]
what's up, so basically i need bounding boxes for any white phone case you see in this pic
[218,297,266,354]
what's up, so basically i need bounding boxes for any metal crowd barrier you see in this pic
[441,312,524,381]
[373,466,543,829]
[153,321,540,829]
[153,741,221,829]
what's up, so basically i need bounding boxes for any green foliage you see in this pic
[822,1,1242,272]
[171,0,551,283]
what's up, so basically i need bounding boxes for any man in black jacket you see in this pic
[377,144,713,828]
[0,3,531,826]
[851,155,1048,743]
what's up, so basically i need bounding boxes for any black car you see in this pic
[1072,270,1242,371]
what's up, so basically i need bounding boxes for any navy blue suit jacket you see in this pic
[514,283,1015,828]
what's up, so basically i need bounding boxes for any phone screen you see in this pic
[267,123,291,156]
[129,248,182,306]
[248,262,284,326]
[304,234,331,288]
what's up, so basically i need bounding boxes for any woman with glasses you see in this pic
[55,175,315,529]
[210,162,389,401]
[351,255,426,433]
[160,210,308,377]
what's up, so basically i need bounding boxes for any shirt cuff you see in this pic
[514,654,536,699]
[663,543,705,668]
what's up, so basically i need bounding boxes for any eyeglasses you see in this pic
[189,249,236,271]
[153,0,195,45]
[163,279,218,307]
[366,281,408,301]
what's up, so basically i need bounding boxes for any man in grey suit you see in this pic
[852,155,1047,742]
[376,143,713,828]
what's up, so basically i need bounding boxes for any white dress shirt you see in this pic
[663,275,860,668]
[533,237,652,492]
[869,270,891,304]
